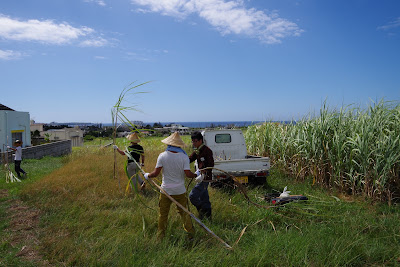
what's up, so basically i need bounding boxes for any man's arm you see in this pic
[113,145,126,156]
[147,167,162,178]
[184,169,197,179]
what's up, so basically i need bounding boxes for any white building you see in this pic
[30,120,44,132]
[30,120,84,147]
[41,126,84,147]
[155,124,190,135]
[0,104,31,150]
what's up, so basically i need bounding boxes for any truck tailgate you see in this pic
[213,157,270,175]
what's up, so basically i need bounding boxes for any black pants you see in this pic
[14,160,26,177]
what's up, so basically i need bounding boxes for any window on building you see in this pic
[215,134,231,143]
[12,132,23,145]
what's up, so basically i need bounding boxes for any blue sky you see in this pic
[1,0,399,124]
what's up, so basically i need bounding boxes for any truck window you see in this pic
[215,134,231,143]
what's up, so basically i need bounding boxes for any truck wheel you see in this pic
[211,177,234,189]
[249,175,266,186]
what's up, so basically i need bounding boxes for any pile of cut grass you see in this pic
[6,140,399,266]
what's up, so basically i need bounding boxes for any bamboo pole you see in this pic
[131,159,232,250]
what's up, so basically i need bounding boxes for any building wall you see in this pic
[1,140,72,162]
[0,110,31,150]
[30,123,44,132]
[41,127,84,147]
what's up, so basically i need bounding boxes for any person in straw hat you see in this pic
[114,132,145,191]
[144,131,203,240]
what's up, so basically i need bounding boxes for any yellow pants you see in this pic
[158,192,195,239]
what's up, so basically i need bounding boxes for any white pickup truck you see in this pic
[202,129,270,186]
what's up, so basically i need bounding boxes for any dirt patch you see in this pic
[1,189,52,266]
[0,189,8,198]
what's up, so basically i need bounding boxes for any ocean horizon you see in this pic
[107,120,263,128]
[49,120,297,128]
[149,121,263,128]
[50,121,265,128]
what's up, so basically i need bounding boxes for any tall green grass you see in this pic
[1,137,400,265]
[0,156,66,266]
[245,100,400,203]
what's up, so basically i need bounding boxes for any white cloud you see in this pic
[378,17,400,31]
[0,49,24,60]
[130,0,303,44]
[80,37,109,47]
[0,14,107,47]
[83,0,107,7]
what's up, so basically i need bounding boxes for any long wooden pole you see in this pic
[131,159,232,250]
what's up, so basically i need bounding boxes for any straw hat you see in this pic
[161,132,185,148]
[126,132,140,142]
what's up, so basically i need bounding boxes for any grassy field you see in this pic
[1,136,400,266]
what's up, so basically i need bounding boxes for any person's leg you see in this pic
[189,183,202,209]
[158,193,172,240]
[190,182,211,219]
[126,163,144,191]
[199,182,212,219]
[19,161,26,176]
[173,194,194,238]
[14,160,22,178]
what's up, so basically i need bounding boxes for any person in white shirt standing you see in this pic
[144,132,203,240]
[7,140,27,179]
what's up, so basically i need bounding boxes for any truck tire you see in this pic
[211,177,234,189]
[248,175,266,186]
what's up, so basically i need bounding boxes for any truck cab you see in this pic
[202,129,270,186]
[203,129,248,160]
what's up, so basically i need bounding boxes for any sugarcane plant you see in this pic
[111,81,150,190]
[244,99,400,203]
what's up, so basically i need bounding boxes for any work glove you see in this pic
[140,163,144,167]
[195,169,201,176]
[113,145,118,150]
[6,146,11,149]
[195,174,204,183]
[144,173,150,180]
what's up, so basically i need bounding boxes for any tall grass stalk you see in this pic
[245,99,400,203]
[111,81,150,188]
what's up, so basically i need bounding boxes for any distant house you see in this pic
[155,124,190,135]
[30,120,45,132]
[41,126,84,147]
[0,104,31,150]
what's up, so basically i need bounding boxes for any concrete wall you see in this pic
[1,140,72,163]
